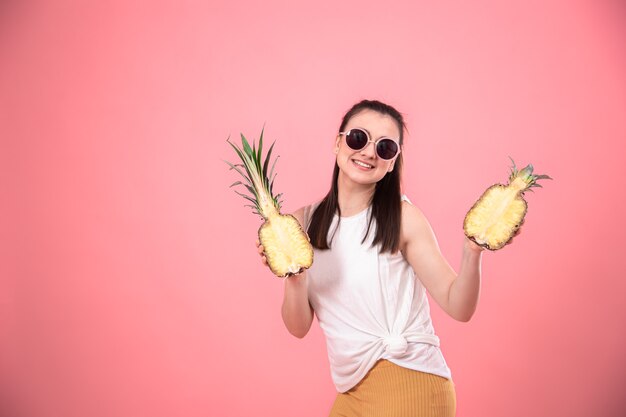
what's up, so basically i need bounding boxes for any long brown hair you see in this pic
[307,99,406,253]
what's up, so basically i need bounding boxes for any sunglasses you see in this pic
[339,128,401,160]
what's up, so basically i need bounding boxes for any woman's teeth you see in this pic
[353,159,373,169]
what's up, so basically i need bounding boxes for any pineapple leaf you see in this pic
[233,189,258,204]
[269,155,280,186]
[255,143,263,178]
[257,127,264,171]
[273,194,282,207]
[230,181,243,188]
[227,129,285,218]
[223,159,246,176]
[242,132,263,180]
[244,184,257,197]
[535,174,553,180]
[262,141,277,191]
[263,141,276,178]
[243,204,262,215]
[223,160,253,186]
[227,138,258,187]
[226,137,245,159]
[226,139,252,171]
[270,172,277,194]
[241,133,254,159]
[227,165,248,179]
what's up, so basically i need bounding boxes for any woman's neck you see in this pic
[336,172,375,217]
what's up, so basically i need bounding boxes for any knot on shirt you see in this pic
[383,335,408,357]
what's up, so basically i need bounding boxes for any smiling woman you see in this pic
[255,99,487,417]
[309,102,405,253]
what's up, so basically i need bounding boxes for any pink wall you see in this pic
[2,1,625,416]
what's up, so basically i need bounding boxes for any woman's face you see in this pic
[335,109,401,186]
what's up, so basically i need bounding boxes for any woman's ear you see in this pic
[334,135,340,154]
[388,160,396,172]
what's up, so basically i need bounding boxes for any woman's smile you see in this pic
[351,158,374,170]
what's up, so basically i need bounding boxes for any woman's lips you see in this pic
[352,159,374,170]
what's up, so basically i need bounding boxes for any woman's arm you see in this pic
[400,202,484,322]
[281,270,314,338]
[258,207,314,338]
[281,207,314,337]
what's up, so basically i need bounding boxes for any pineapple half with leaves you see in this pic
[463,158,552,251]
[225,129,313,277]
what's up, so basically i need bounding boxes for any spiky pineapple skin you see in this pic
[258,214,314,277]
[463,184,527,251]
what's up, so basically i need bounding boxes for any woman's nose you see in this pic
[360,141,376,158]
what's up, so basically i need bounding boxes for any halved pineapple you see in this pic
[463,158,551,251]
[226,129,313,277]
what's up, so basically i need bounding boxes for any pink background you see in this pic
[2,1,625,416]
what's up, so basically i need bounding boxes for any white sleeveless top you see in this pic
[303,195,452,393]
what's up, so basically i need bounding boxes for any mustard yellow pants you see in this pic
[329,360,456,417]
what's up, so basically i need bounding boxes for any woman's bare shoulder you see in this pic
[291,206,306,227]
[400,200,434,246]
[401,199,428,222]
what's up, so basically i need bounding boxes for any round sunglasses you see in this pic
[338,128,401,160]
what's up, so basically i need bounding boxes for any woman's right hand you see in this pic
[256,239,268,267]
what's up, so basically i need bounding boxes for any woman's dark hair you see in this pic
[307,99,406,253]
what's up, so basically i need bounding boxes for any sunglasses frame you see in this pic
[338,128,402,160]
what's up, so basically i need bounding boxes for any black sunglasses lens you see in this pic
[345,129,368,150]
[376,139,399,160]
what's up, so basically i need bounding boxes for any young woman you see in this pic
[257,100,500,417]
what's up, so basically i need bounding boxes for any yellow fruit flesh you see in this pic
[259,213,313,277]
[464,185,527,250]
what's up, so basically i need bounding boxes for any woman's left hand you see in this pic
[464,236,486,254]
[464,223,524,253]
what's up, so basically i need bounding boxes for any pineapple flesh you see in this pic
[463,158,551,251]
[226,129,313,277]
